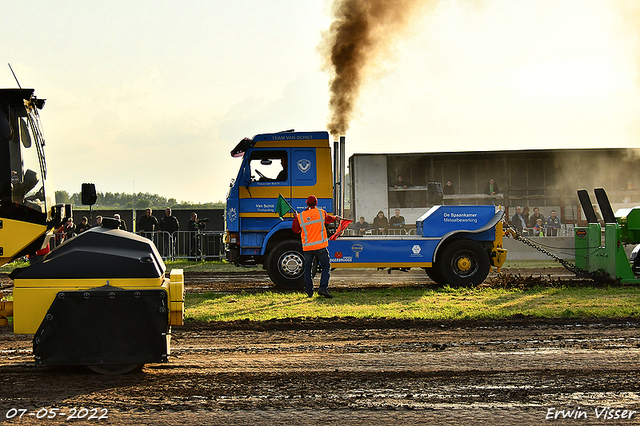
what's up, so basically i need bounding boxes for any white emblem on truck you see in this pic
[297,159,311,173]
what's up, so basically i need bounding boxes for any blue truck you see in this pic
[225,130,507,288]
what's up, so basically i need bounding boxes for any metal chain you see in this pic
[503,221,609,281]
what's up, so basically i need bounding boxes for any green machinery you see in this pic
[575,188,640,283]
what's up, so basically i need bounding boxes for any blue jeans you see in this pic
[304,247,330,293]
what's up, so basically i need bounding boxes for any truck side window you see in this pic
[249,150,288,183]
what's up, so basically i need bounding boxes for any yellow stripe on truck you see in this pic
[239,185,332,199]
[330,262,433,268]
[238,148,334,201]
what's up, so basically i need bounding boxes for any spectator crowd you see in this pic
[510,205,562,236]
[51,208,214,259]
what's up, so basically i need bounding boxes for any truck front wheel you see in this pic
[439,239,490,287]
[266,240,305,290]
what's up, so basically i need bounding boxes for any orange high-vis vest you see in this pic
[298,208,328,251]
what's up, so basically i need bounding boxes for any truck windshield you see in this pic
[1,92,49,217]
[14,115,46,212]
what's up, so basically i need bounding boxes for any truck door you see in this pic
[232,149,292,260]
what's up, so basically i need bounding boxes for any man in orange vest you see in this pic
[292,195,341,298]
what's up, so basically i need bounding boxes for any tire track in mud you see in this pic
[2,320,640,425]
[1,271,639,425]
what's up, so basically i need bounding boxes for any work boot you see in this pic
[318,289,333,299]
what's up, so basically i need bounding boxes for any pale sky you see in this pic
[3,0,640,204]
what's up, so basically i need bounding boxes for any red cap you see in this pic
[306,195,318,206]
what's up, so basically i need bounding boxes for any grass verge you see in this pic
[186,285,640,322]
[3,259,638,322]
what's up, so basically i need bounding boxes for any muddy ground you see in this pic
[1,267,640,425]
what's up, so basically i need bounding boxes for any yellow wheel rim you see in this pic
[456,257,472,272]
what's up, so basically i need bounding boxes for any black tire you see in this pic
[423,266,446,285]
[266,240,305,289]
[632,244,640,275]
[439,239,490,287]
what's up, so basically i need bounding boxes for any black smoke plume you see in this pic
[321,0,428,137]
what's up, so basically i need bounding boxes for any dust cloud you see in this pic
[320,0,432,138]
[552,149,640,213]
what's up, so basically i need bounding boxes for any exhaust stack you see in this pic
[333,135,346,217]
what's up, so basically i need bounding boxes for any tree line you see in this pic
[55,190,225,210]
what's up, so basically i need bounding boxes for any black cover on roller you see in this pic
[33,286,169,366]
[10,226,165,279]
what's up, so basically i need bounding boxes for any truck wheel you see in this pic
[439,239,490,287]
[423,266,446,285]
[266,240,305,289]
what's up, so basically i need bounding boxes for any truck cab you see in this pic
[226,131,334,286]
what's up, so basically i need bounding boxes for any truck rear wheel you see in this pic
[266,240,305,290]
[439,239,490,287]
[423,266,446,285]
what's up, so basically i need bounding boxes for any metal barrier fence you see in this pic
[160,231,225,261]
[49,230,225,261]
[519,224,574,237]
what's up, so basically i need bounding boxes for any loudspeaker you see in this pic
[81,183,97,205]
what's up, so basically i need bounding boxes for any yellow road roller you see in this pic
[0,88,183,374]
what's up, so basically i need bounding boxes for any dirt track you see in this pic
[2,269,640,425]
